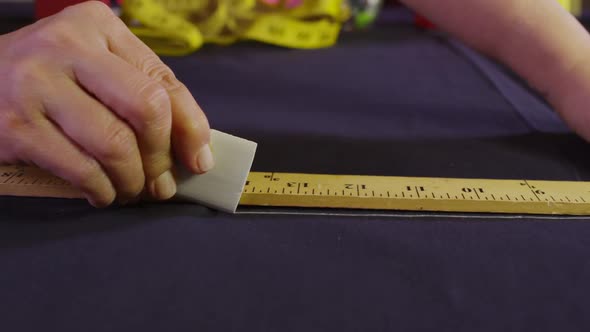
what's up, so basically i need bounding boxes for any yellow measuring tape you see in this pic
[557,0,583,15]
[2,165,590,215]
[120,0,350,55]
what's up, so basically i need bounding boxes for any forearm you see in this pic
[401,0,590,116]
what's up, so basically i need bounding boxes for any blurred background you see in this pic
[2,0,590,56]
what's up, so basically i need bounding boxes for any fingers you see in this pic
[103,20,214,173]
[72,51,177,199]
[0,1,213,208]
[42,75,146,203]
[166,79,215,174]
[14,115,116,208]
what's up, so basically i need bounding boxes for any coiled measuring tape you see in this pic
[120,0,350,55]
[2,165,590,215]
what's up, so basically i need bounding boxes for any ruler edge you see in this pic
[2,166,590,215]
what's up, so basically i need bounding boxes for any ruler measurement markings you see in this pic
[3,172,18,184]
[523,180,542,201]
[5,167,590,215]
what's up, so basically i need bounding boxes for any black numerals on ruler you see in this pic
[1,165,28,184]
[0,167,69,186]
[345,184,366,190]
[243,174,586,203]
[1,170,23,184]
[461,187,485,193]
[520,181,545,195]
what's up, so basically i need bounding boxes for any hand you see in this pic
[401,0,590,144]
[0,1,214,207]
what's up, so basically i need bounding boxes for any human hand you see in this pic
[401,0,590,143]
[0,1,214,207]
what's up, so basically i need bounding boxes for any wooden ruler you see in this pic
[2,165,590,215]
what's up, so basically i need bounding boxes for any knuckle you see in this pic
[30,2,113,51]
[102,121,138,162]
[140,58,182,91]
[145,155,173,179]
[137,82,171,127]
[63,1,113,20]
[5,58,44,94]
[29,19,80,50]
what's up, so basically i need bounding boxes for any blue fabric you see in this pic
[2,16,590,332]
[446,38,570,133]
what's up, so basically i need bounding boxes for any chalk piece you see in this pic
[173,130,257,213]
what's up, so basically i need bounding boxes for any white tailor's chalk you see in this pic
[173,129,257,213]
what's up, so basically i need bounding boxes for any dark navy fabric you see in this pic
[2,11,590,332]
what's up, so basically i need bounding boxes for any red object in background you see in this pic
[414,14,436,29]
[36,0,111,20]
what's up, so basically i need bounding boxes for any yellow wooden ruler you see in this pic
[1,165,590,215]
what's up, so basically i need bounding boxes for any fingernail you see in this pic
[196,144,214,173]
[153,170,177,200]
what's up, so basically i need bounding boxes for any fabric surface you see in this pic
[2,11,590,332]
